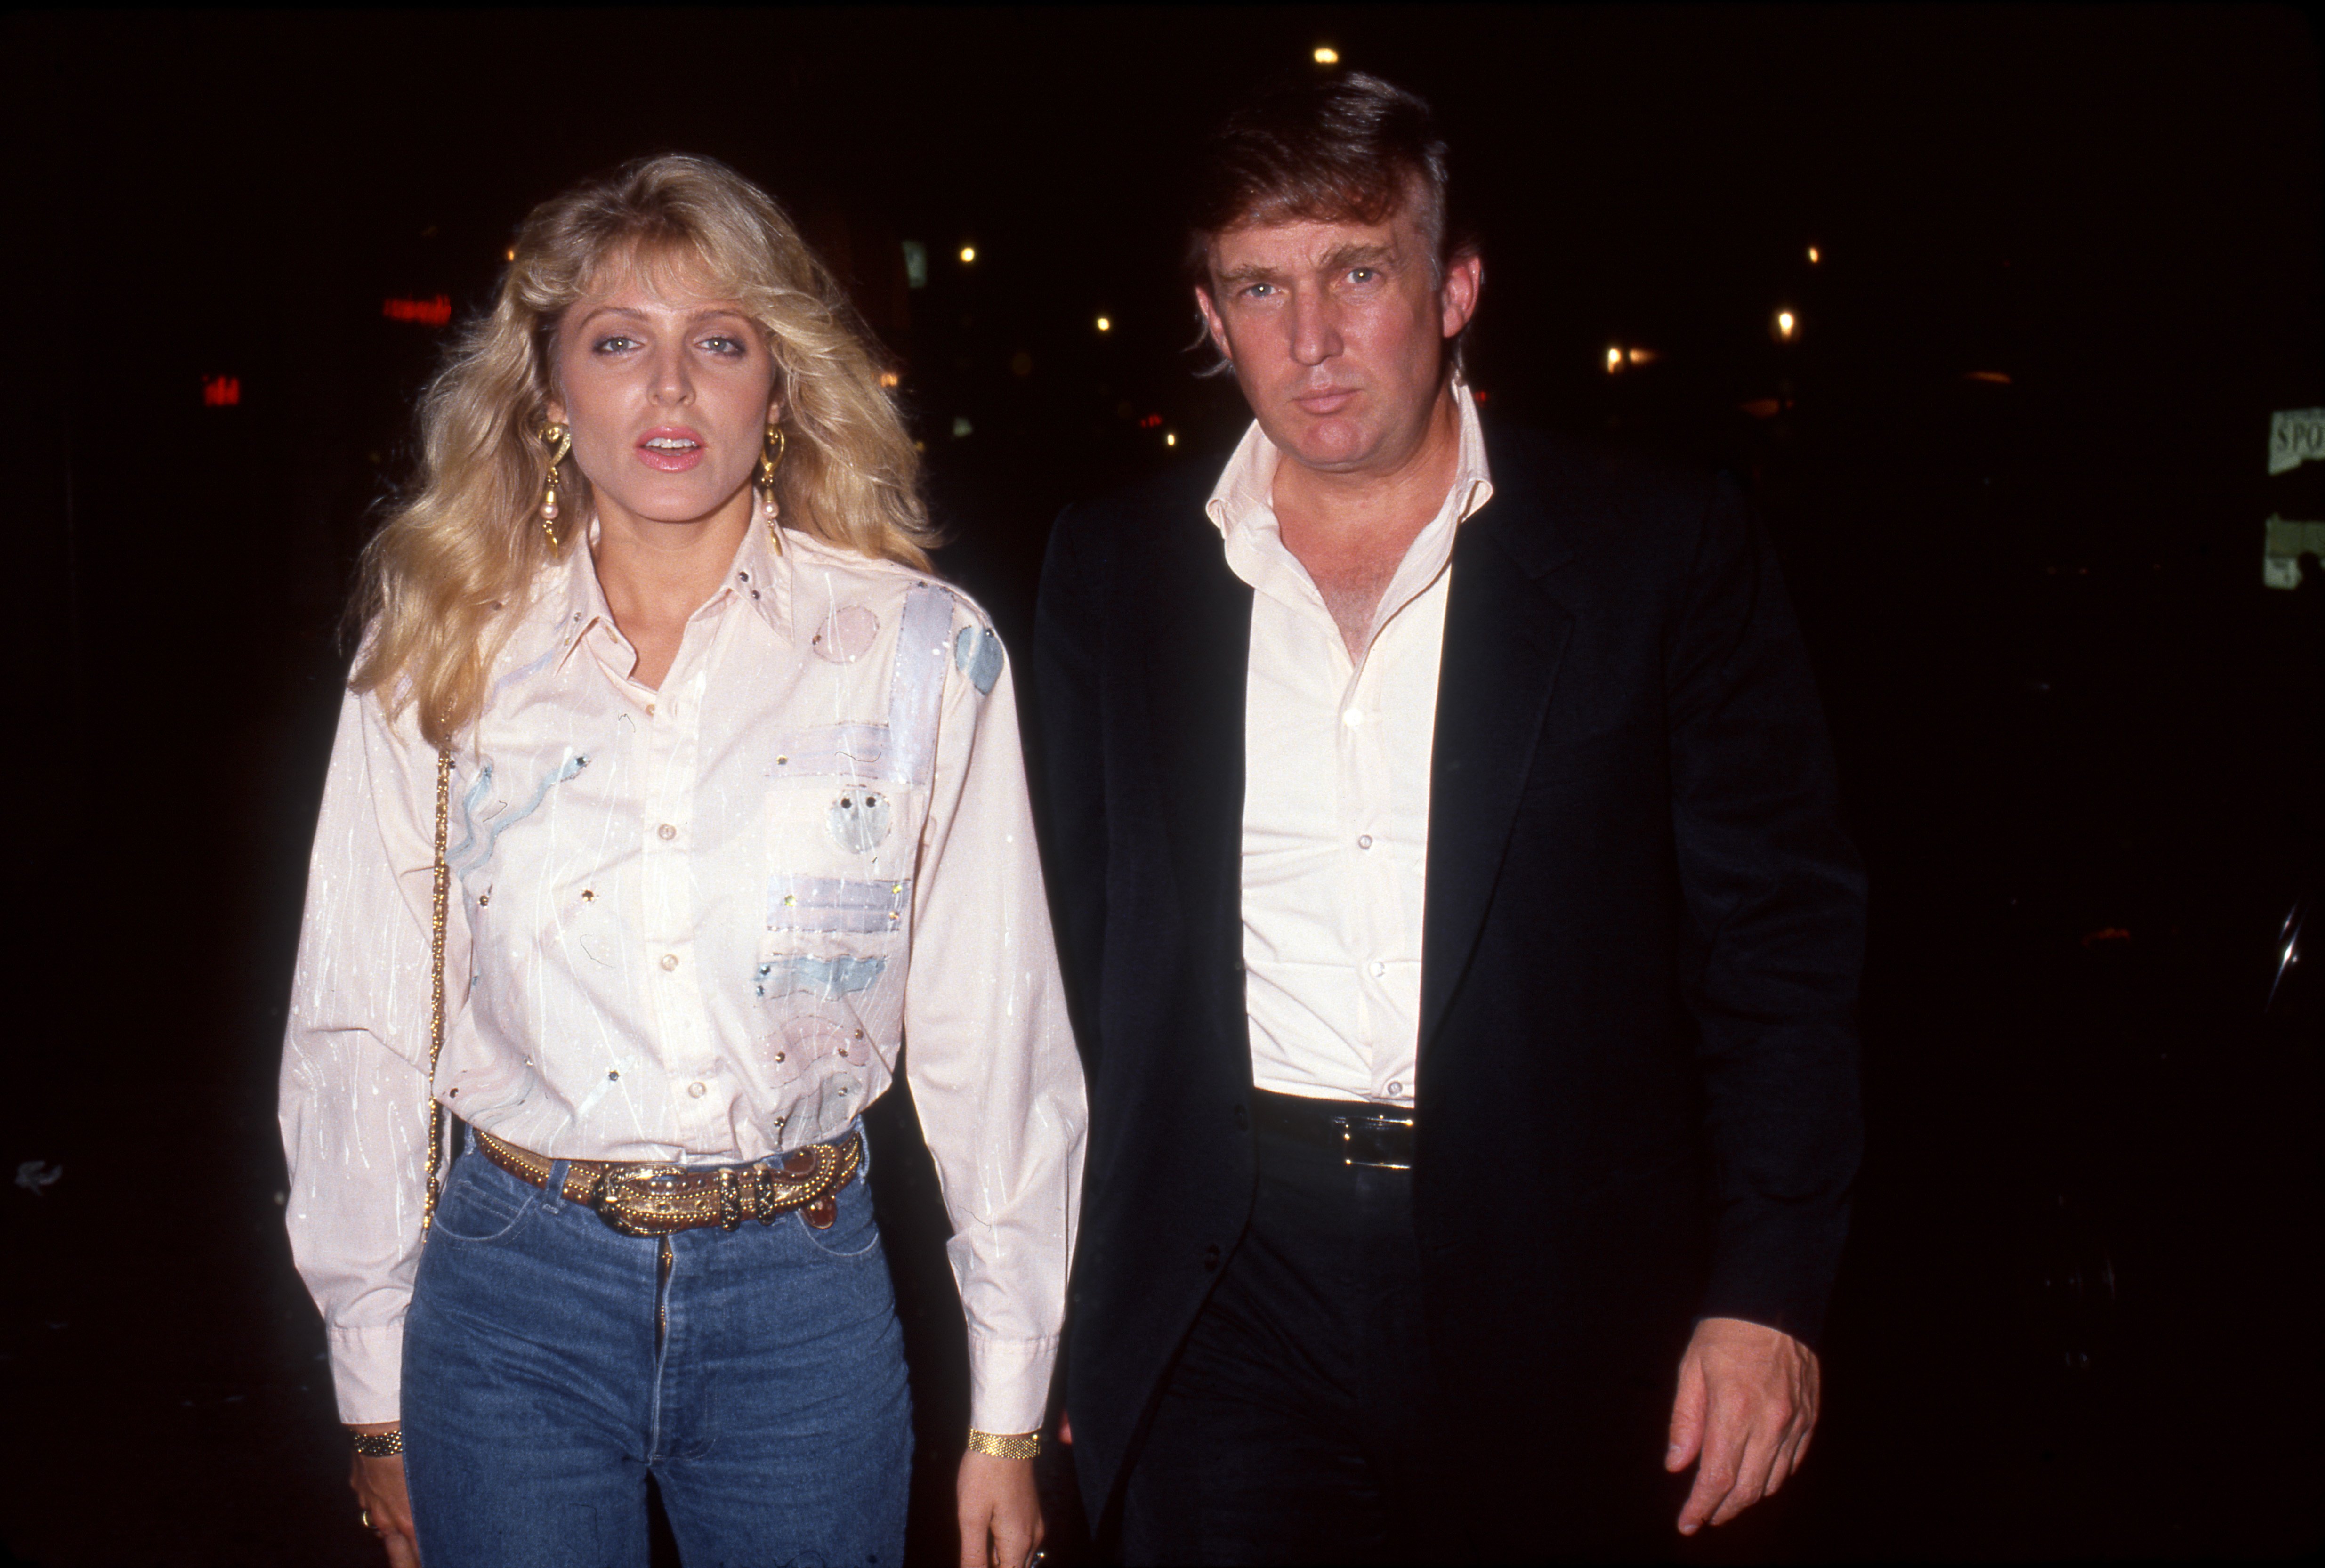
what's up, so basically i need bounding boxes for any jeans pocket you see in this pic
[792,1184,882,1259]
[427,1157,540,1244]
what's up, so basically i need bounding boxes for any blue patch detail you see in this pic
[452,752,589,874]
[753,954,886,1001]
[953,626,1002,695]
[445,763,497,868]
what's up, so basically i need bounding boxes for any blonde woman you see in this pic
[279,154,1084,1568]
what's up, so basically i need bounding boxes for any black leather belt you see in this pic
[1249,1089,1415,1170]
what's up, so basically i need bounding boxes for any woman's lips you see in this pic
[636,428,706,472]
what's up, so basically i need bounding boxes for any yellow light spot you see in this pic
[1165,432,1178,447]
[1628,348,1657,365]
[1314,46,1339,64]
[959,245,977,264]
[877,371,901,388]
[504,247,516,262]
[1096,316,1112,332]
[1776,310,1797,340]
[1807,245,1821,264]
[1606,346,1624,372]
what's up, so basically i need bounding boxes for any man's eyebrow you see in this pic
[1320,242,1397,272]
[1213,261,1283,289]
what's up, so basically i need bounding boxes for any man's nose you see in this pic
[1288,291,1342,366]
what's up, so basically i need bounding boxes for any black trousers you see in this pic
[1119,1115,1461,1566]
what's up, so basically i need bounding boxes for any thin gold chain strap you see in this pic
[422,746,452,1237]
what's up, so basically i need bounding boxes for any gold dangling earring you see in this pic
[757,424,786,547]
[538,422,572,553]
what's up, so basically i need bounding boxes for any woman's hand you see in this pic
[347,1426,421,1567]
[956,1451,1043,1568]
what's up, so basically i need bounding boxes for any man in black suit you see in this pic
[1033,72,1864,1563]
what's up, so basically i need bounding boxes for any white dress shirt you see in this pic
[280,518,1086,1433]
[1210,383,1494,1106]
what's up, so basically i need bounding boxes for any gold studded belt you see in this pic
[473,1128,862,1236]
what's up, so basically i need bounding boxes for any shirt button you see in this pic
[1342,709,1362,727]
[1369,960,1386,978]
[1357,834,1374,849]
[687,1081,707,1098]
[657,823,677,841]
[660,954,680,971]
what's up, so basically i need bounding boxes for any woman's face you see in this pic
[547,255,780,536]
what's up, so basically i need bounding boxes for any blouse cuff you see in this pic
[329,1320,405,1426]
[967,1332,1058,1438]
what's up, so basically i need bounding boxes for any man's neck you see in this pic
[1271,385,1464,662]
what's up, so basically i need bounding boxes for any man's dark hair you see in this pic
[1185,71,1467,290]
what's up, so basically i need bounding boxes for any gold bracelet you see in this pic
[965,1429,1040,1460]
[348,1429,404,1457]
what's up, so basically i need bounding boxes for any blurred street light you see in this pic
[1314,46,1340,64]
[959,245,977,264]
[1096,316,1112,332]
[1776,309,1797,341]
[1807,245,1821,264]
[1606,346,1623,372]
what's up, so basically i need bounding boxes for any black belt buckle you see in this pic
[1328,1110,1415,1170]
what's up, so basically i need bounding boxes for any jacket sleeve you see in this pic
[1664,476,1866,1348]
[901,602,1089,1436]
[1029,505,1111,1073]
[278,688,465,1423]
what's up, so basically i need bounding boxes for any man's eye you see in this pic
[1243,283,1274,299]
[1348,268,1377,284]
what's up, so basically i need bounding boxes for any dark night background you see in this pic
[3,5,2321,1563]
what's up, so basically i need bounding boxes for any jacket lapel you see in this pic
[1419,437,1575,1055]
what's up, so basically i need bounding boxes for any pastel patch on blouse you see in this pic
[767,874,912,934]
[827,788,893,853]
[753,954,886,1000]
[954,626,1003,695]
[449,752,590,875]
[765,585,954,784]
[810,605,880,664]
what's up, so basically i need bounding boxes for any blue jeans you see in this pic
[402,1134,911,1568]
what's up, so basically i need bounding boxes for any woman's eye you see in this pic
[592,335,638,354]
[701,335,746,356]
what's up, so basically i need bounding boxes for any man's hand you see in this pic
[956,1451,1043,1568]
[1664,1317,1820,1536]
[347,1426,421,1567]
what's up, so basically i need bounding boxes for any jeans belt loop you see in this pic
[542,1157,571,1215]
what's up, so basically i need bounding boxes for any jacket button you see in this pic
[1231,1104,1248,1132]
[1202,1244,1221,1272]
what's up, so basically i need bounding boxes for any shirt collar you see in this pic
[1205,378,1495,543]
[543,514,790,674]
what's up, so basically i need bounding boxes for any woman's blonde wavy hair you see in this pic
[352,153,936,747]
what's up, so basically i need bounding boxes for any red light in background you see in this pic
[202,375,241,407]
[1138,413,1163,429]
[383,294,453,326]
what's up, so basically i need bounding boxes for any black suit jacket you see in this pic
[1032,421,1865,1542]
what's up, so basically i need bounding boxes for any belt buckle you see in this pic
[1331,1112,1414,1171]
[592,1164,697,1237]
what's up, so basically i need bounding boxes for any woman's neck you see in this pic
[587,496,754,690]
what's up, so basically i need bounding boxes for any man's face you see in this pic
[1197,197,1480,477]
